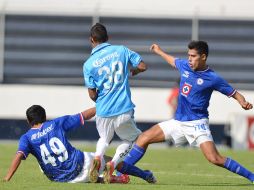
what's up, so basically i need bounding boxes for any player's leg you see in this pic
[125,119,180,165]
[103,141,132,183]
[124,124,166,165]
[90,117,114,183]
[70,152,105,183]
[103,110,140,183]
[94,117,115,157]
[200,141,226,166]
[116,161,156,183]
[200,141,254,183]
[97,155,129,184]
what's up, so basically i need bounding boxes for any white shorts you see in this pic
[159,118,213,147]
[96,110,141,143]
[69,152,105,183]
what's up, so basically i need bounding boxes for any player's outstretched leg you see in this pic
[124,144,146,165]
[200,141,254,183]
[125,124,165,165]
[224,157,254,183]
[143,170,157,183]
[116,161,157,183]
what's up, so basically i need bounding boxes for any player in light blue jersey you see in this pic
[3,105,156,184]
[83,23,148,183]
[124,41,254,184]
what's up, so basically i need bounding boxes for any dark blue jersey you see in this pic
[175,59,236,121]
[17,113,85,182]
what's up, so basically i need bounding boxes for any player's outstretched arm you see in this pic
[232,91,253,110]
[3,153,23,182]
[81,107,96,120]
[130,61,147,76]
[150,44,176,68]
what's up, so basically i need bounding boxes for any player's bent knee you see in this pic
[206,155,224,166]
[136,133,151,146]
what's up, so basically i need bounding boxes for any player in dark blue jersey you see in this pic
[124,41,254,184]
[3,105,156,183]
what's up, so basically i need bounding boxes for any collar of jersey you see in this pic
[196,66,210,72]
[91,43,111,55]
[31,123,43,130]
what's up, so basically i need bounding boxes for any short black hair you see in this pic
[188,40,209,58]
[26,105,46,126]
[90,23,108,43]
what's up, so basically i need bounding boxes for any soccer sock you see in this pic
[111,141,132,168]
[124,144,146,165]
[118,161,147,180]
[95,138,108,157]
[224,157,254,182]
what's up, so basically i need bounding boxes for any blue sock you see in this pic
[224,157,254,182]
[124,144,145,165]
[118,161,147,180]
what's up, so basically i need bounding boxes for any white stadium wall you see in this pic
[0,84,253,125]
[1,0,254,20]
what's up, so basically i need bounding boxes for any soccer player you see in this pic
[3,105,156,183]
[83,23,149,183]
[124,41,254,183]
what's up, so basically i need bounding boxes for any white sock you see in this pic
[111,141,132,168]
[95,138,109,158]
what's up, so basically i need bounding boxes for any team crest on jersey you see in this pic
[197,78,204,85]
[181,82,192,97]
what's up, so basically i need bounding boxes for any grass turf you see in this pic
[1,142,254,190]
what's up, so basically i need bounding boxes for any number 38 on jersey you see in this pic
[98,61,124,90]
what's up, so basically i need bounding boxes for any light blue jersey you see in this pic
[18,114,85,182]
[84,43,142,117]
[175,58,236,121]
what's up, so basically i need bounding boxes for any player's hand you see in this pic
[241,101,253,110]
[150,44,162,54]
[130,68,139,76]
[2,178,9,182]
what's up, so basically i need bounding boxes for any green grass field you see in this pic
[1,142,254,190]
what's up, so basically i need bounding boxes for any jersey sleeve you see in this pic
[17,134,31,160]
[55,113,84,132]
[124,46,142,67]
[83,63,96,89]
[214,75,236,97]
[175,58,188,73]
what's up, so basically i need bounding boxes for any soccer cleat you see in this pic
[103,161,115,184]
[89,156,101,183]
[115,171,123,176]
[144,170,157,184]
[110,174,130,184]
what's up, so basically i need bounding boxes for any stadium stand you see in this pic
[3,15,254,89]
